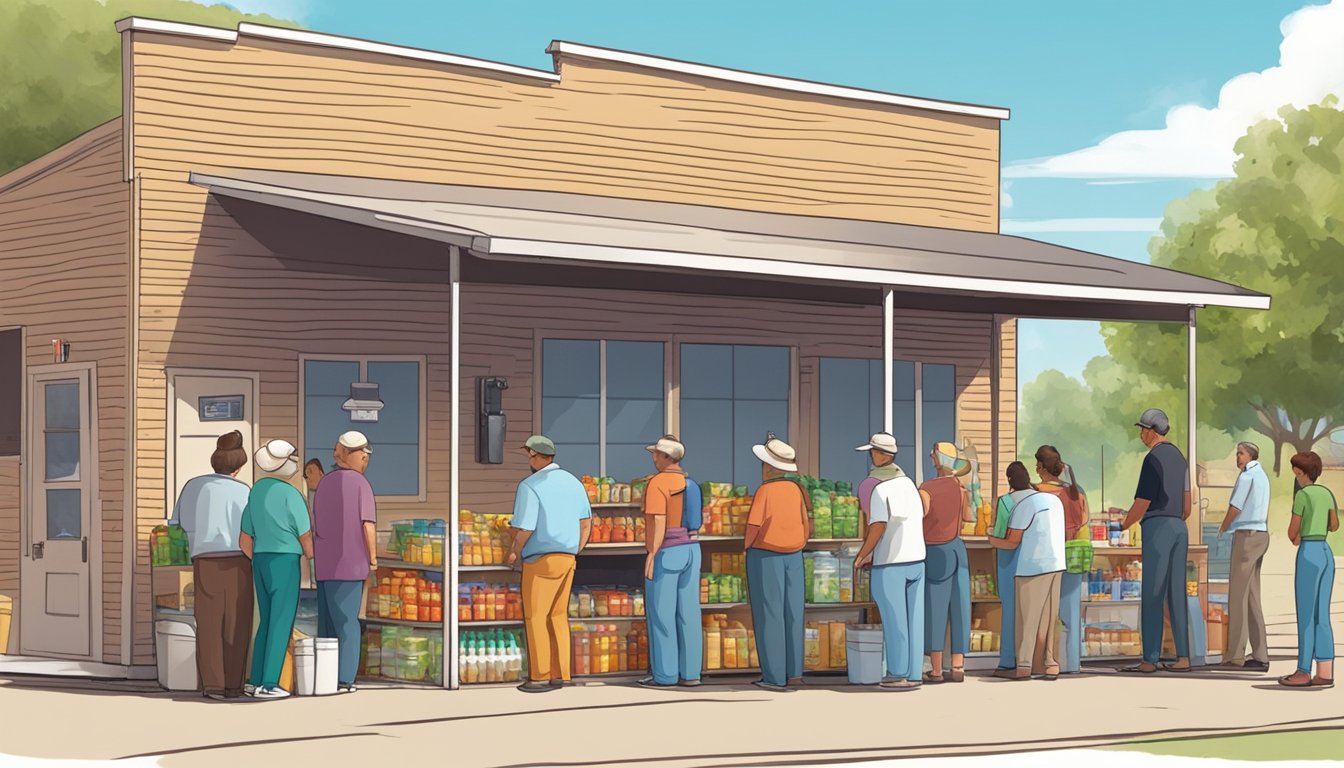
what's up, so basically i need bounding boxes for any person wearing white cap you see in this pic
[852,433,928,691]
[239,439,312,699]
[744,432,812,691]
[638,435,703,689]
[312,430,378,693]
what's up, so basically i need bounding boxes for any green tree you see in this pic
[1102,99,1344,475]
[0,0,297,175]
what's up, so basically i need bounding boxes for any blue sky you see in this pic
[222,0,1339,390]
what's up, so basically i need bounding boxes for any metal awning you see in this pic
[189,169,1270,313]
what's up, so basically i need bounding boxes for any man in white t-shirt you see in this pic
[853,434,928,691]
[989,489,1065,681]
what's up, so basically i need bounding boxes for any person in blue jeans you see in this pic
[639,435,703,688]
[1115,408,1192,674]
[991,462,1037,672]
[240,439,313,700]
[1279,451,1338,688]
[852,434,926,691]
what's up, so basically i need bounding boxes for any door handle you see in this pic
[32,542,44,560]
[82,537,88,563]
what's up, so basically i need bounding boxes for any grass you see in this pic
[1108,727,1344,761]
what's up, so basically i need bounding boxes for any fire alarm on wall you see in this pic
[51,339,71,363]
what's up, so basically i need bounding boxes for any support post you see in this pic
[1188,306,1199,543]
[883,287,893,433]
[448,246,461,689]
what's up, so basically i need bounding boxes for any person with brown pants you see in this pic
[169,431,253,700]
[990,483,1066,681]
[1219,441,1271,671]
[507,436,592,693]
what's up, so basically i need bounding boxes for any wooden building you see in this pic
[0,18,1268,680]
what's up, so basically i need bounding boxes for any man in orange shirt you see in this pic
[638,435,703,688]
[744,432,812,692]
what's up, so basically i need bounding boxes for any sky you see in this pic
[216,0,1343,391]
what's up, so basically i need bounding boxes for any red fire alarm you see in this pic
[52,339,70,363]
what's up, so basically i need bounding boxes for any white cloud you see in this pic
[206,0,313,21]
[1000,217,1162,233]
[1000,180,1014,209]
[1005,0,1344,179]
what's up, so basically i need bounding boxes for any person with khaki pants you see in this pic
[507,435,592,693]
[1219,441,1271,671]
[990,484,1066,681]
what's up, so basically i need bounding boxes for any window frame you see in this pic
[298,354,428,501]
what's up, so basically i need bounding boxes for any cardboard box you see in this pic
[155,570,194,612]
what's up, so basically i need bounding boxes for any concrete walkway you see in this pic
[1,544,1339,768]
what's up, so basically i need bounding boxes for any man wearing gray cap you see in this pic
[1113,408,1193,674]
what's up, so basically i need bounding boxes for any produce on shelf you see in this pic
[1083,624,1142,657]
[1087,562,1142,602]
[581,475,637,505]
[699,482,751,536]
[458,510,512,566]
[589,514,646,543]
[702,574,746,604]
[569,588,646,619]
[803,621,849,670]
[370,571,444,622]
[458,628,526,684]
[390,519,446,566]
[362,625,444,685]
[572,622,647,675]
[150,525,190,566]
[703,614,757,670]
[971,570,998,600]
[803,548,870,604]
[795,476,860,539]
[457,583,523,623]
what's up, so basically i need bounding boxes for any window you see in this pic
[680,344,790,492]
[302,357,424,497]
[818,358,955,488]
[0,329,19,456]
[540,339,666,481]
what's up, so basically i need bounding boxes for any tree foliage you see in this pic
[0,0,297,176]
[1102,99,1344,474]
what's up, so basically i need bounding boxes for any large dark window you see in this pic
[679,344,790,491]
[0,329,20,456]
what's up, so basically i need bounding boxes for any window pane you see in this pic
[734,400,788,491]
[364,443,420,496]
[679,399,732,484]
[0,329,19,456]
[305,360,360,397]
[304,361,362,474]
[607,444,656,485]
[607,398,663,444]
[45,382,80,430]
[893,360,916,401]
[45,432,80,482]
[679,344,732,399]
[555,443,599,480]
[893,395,917,479]
[606,341,663,399]
[543,340,599,398]
[361,362,420,451]
[46,489,81,540]
[923,363,956,402]
[820,358,872,489]
[542,397,599,443]
[734,346,790,400]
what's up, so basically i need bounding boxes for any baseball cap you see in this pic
[523,435,557,456]
[338,431,372,453]
[1135,408,1171,436]
[255,439,298,472]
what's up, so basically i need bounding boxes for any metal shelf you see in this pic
[591,503,641,509]
[805,602,875,610]
[460,565,514,572]
[378,559,445,572]
[461,619,524,627]
[971,597,1000,604]
[1084,599,1143,606]
[363,617,442,630]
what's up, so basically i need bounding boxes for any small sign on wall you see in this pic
[199,395,244,421]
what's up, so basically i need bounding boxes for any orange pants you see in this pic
[522,553,577,682]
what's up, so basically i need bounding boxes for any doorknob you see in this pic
[82,537,88,563]
[32,542,43,560]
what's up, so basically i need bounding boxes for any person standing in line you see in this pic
[991,462,1038,673]
[919,441,974,684]
[302,459,325,587]
[170,430,253,701]
[1218,441,1271,672]
[744,433,812,692]
[312,431,377,694]
[989,477,1066,681]
[508,435,592,693]
[240,439,313,700]
[853,432,927,691]
[1279,452,1337,688]
[1113,408,1193,674]
[1034,445,1089,675]
[638,435,703,689]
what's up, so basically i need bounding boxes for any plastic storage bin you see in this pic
[294,638,316,696]
[846,624,885,684]
[155,620,198,691]
[314,637,339,695]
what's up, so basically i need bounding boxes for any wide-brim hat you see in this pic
[753,434,798,473]
[645,435,685,461]
[932,441,973,477]
[255,439,298,473]
[855,432,898,455]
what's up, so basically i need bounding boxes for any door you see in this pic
[21,366,95,658]
[168,370,258,510]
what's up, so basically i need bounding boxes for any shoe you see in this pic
[1243,660,1270,672]
[517,681,553,693]
[252,686,291,700]
[787,677,804,687]
[223,689,245,700]
[879,679,921,691]
[993,668,1029,681]
[1162,663,1192,673]
[1278,671,1313,688]
[751,680,789,692]
[204,691,229,701]
[949,667,966,683]
[678,679,702,687]
[922,671,945,684]
[1309,677,1334,689]
[243,684,257,696]
[549,679,565,688]
[637,676,676,689]
[337,684,357,694]
[1121,663,1159,674]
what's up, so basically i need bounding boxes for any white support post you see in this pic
[448,246,461,689]
[1188,306,1199,543]
[883,287,894,433]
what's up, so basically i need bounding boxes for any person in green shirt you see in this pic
[988,462,1038,672]
[1280,451,1338,689]
[240,439,314,699]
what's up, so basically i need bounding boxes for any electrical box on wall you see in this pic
[343,381,385,423]
[476,376,508,464]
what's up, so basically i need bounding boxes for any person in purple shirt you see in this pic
[312,430,377,693]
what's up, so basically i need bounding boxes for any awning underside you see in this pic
[189,169,1269,313]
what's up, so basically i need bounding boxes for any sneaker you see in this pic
[879,679,921,691]
[751,680,789,693]
[204,691,228,701]
[1243,660,1270,672]
[637,676,677,689]
[243,684,257,696]
[517,681,553,693]
[678,679,702,688]
[337,684,357,694]
[253,686,291,700]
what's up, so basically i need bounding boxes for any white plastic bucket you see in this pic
[155,620,198,691]
[846,624,885,685]
[313,637,340,695]
[293,639,316,696]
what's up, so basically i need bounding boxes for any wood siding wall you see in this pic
[0,120,130,662]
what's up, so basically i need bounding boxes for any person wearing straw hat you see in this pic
[853,432,927,691]
[239,439,313,700]
[744,432,812,692]
[919,441,975,684]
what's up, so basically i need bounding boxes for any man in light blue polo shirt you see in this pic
[1219,441,1271,670]
[507,435,592,693]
